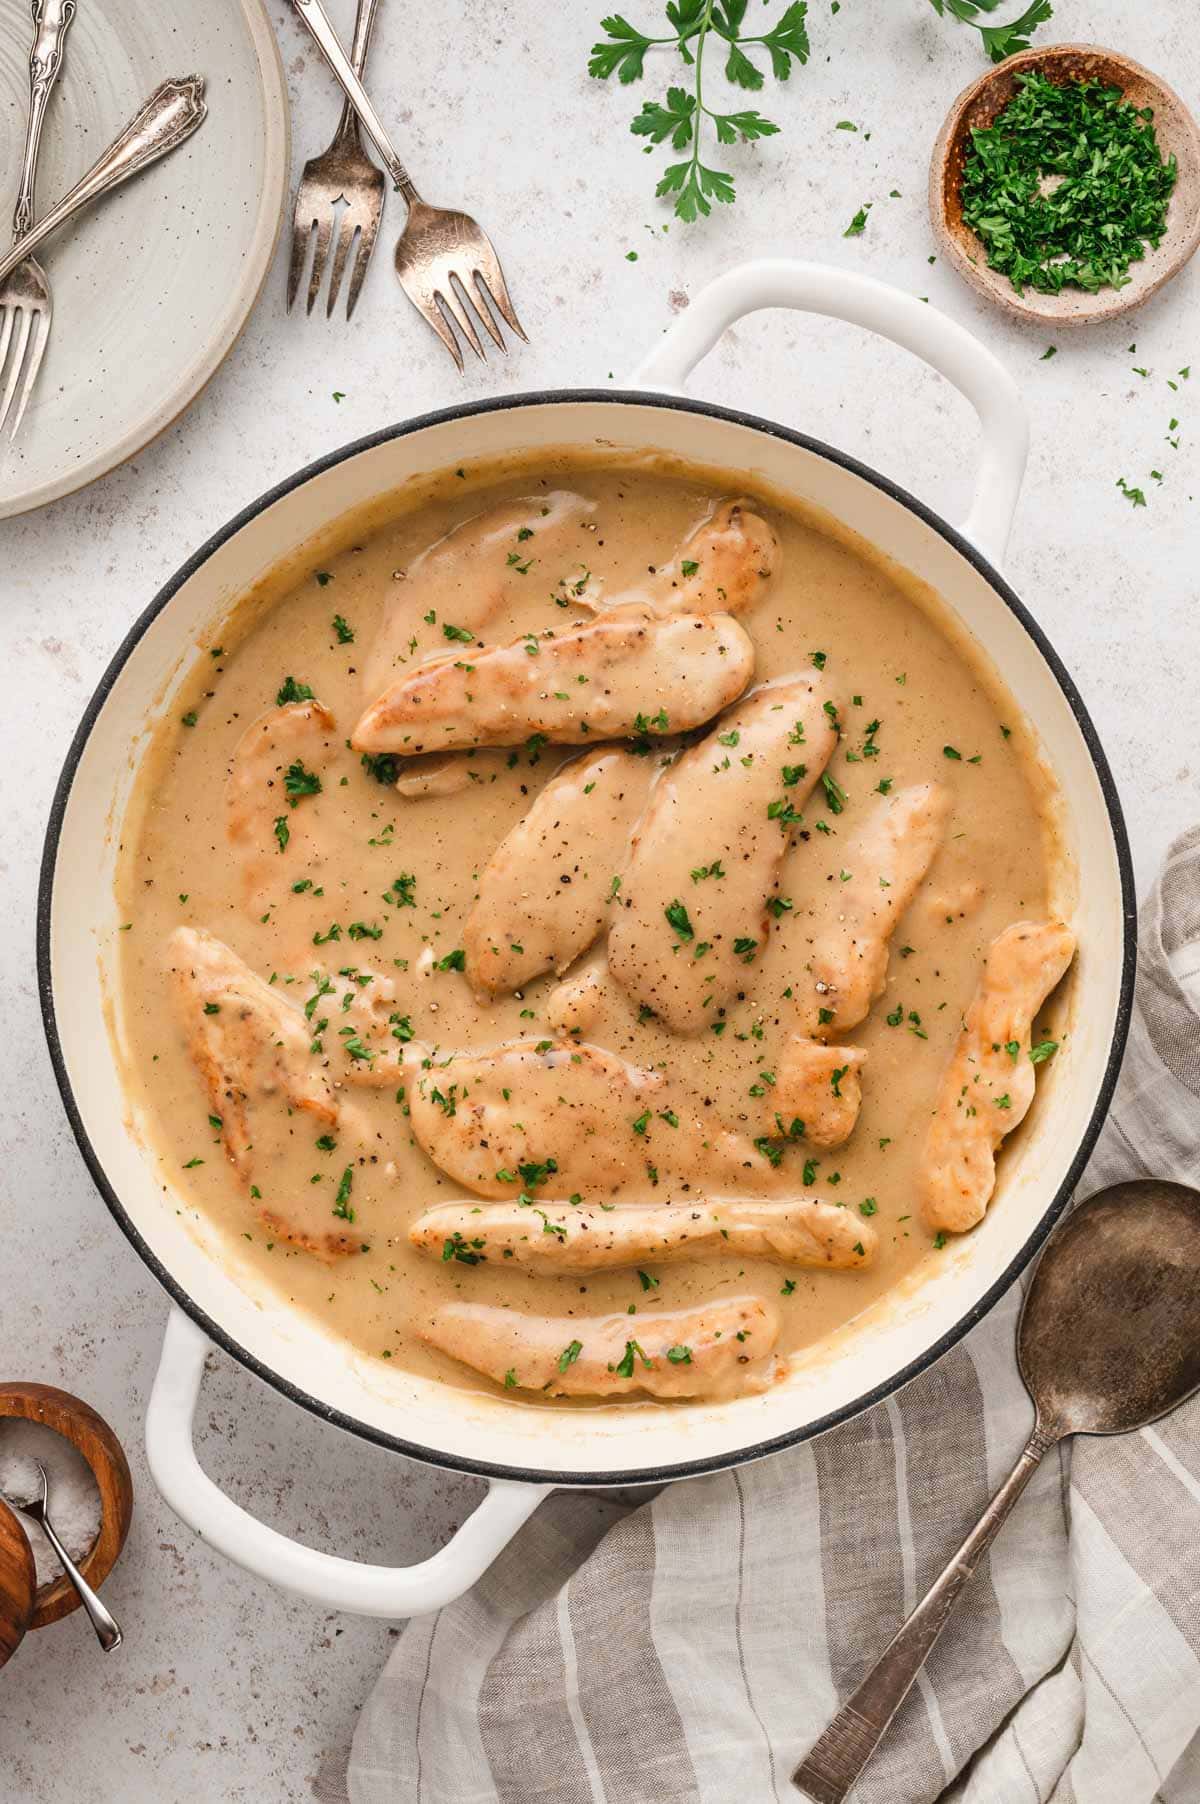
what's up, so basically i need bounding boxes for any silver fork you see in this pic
[0,0,77,439]
[290,0,527,370]
[287,0,385,319]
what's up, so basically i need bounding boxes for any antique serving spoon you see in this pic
[796,1178,1200,1803]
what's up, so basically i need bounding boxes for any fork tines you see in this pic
[288,185,383,320]
[0,289,50,438]
[396,218,527,373]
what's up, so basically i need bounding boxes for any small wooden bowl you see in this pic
[0,1498,35,1669]
[931,43,1200,327]
[0,1384,133,1630]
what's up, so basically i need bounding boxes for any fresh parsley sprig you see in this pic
[588,1,809,222]
[927,0,1053,63]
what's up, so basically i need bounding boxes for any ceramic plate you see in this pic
[0,0,288,519]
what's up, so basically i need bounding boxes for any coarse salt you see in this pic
[0,1420,102,1587]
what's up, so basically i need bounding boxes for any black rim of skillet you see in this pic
[37,389,1138,1490]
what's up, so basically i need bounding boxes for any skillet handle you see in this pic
[145,1308,548,1618]
[628,258,1028,569]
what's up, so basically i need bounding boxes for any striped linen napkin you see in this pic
[329,826,1200,1804]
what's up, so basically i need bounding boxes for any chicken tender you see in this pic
[411,1194,876,1274]
[789,783,950,1036]
[419,1296,781,1399]
[363,491,596,699]
[590,498,780,620]
[768,1042,867,1150]
[403,1037,785,1201]
[607,671,841,1034]
[351,609,755,756]
[226,701,338,919]
[465,748,657,997]
[165,928,359,1260]
[920,920,1076,1234]
[393,748,512,800]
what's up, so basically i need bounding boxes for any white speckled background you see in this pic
[1,1,1197,1797]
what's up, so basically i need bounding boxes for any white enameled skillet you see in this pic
[39,262,1135,1616]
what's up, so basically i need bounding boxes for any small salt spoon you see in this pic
[7,1462,122,1652]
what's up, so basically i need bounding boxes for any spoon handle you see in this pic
[794,1423,1058,1803]
[33,1508,122,1653]
[0,77,207,291]
[13,0,77,242]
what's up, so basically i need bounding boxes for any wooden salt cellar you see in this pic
[0,1382,133,1639]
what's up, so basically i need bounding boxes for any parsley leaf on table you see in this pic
[589,2,807,222]
[927,0,1052,63]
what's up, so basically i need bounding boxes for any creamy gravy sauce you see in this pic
[116,451,1067,1397]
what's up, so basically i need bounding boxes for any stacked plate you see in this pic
[0,0,288,519]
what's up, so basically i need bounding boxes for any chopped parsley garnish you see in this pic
[558,1339,583,1373]
[361,751,401,785]
[442,622,475,643]
[284,759,322,804]
[332,614,355,643]
[615,1339,651,1378]
[666,1344,692,1364]
[665,898,694,941]
[273,815,290,853]
[384,873,417,909]
[1030,1039,1059,1064]
[441,1230,484,1265]
[276,676,314,706]
[333,1166,355,1221]
[960,70,1176,298]
[518,1158,559,1191]
[820,773,846,814]
[434,948,466,972]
